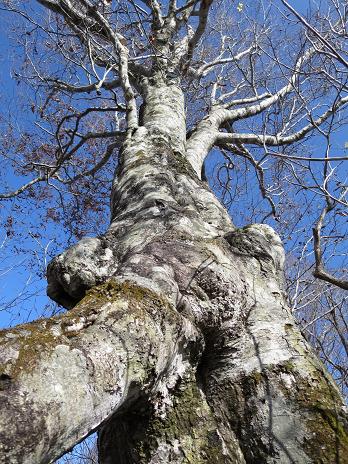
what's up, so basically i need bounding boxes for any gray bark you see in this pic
[0,80,347,464]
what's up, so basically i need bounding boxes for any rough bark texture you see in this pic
[1,81,347,463]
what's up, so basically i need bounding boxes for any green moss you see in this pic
[170,151,198,179]
[0,279,173,383]
[249,371,263,384]
[77,279,170,314]
[1,322,59,379]
[280,359,296,373]
[124,154,148,171]
[304,409,348,463]
[283,322,313,359]
[63,330,80,338]
[218,360,348,463]
[133,378,228,463]
[277,365,348,463]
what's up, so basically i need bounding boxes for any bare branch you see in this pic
[218,142,277,220]
[192,45,255,78]
[281,0,348,69]
[67,141,120,183]
[48,77,122,94]
[182,0,213,71]
[313,204,348,290]
[215,91,348,149]
[0,176,46,199]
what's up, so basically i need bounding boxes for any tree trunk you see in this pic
[0,80,347,464]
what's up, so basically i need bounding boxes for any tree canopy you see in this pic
[0,0,347,391]
[0,1,347,462]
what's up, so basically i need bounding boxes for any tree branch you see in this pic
[0,281,200,463]
[186,79,348,176]
[217,141,277,220]
[215,91,348,148]
[48,77,122,94]
[36,0,139,132]
[182,0,213,71]
[281,0,348,69]
[0,176,46,199]
[313,204,348,290]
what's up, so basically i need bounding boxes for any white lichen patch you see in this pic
[279,372,296,388]
[101,248,113,261]
[64,320,85,332]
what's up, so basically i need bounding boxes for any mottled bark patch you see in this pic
[99,374,233,463]
[280,367,348,463]
[47,237,115,309]
[225,224,285,274]
[0,395,48,464]
[0,321,60,380]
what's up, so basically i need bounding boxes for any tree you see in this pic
[0,1,347,463]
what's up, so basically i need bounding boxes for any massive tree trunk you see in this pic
[0,80,347,464]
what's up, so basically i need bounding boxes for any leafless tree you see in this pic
[0,1,347,463]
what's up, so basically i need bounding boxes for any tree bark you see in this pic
[1,80,347,463]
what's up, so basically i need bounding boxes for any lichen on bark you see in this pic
[1,78,347,464]
[98,370,243,463]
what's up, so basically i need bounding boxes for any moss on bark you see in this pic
[100,375,231,463]
[0,279,177,384]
